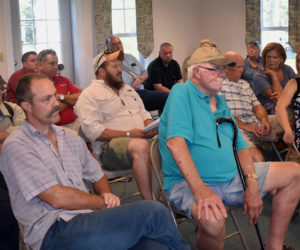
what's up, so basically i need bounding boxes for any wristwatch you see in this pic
[126,131,130,137]
[60,94,65,101]
[244,173,258,180]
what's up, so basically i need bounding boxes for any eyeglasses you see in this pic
[95,49,113,72]
[196,65,226,73]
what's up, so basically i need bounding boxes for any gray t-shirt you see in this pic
[253,64,296,114]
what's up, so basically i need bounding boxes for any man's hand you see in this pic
[259,120,271,136]
[132,76,141,89]
[243,180,263,225]
[283,130,295,145]
[0,130,9,142]
[102,193,120,208]
[194,186,227,221]
[128,128,147,138]
[244,124,263,137]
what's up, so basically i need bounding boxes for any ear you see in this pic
[21,101,32,114]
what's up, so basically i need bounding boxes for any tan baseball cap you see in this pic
[188,40,232,66]
[93,50,124,73]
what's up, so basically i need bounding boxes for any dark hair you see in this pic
[16,73,48,104]
[160,42,172,53]
[261,42,286,68]
[37,49,57,62]
[21,51,37,63]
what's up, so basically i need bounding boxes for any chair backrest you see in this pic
[150,136,164,189]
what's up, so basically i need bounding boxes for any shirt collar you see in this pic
[186,80,227,113]
[23,120,65,138]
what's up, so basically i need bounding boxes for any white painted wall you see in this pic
[0,0,14,81]
[150,0,247,70]
[0,0,247,87]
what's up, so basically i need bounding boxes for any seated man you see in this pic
[159,40,300,250]
[6,51,37,104]
[220,51,282,162]
[0,73,190,250]
[0,81,26,150]
[38,49,81,132]
[145,42,183,92]
[76,50,155,200]
[106,36,169,112]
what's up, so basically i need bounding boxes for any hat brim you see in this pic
[94,50,124,73]
[206,56,233,66]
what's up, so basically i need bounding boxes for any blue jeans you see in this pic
[41,200,190,250]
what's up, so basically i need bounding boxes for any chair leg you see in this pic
[226,208,250,250]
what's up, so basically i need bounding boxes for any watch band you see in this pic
[244,173,258,180]
[60,94,65,101]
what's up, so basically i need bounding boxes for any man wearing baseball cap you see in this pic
[159,40,300,250]
[76,50,155,200]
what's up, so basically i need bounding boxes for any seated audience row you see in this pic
[0,73,190,250]
[1,38,300,250]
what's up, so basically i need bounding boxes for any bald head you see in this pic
[106,35,123,52]
[225,51,244,82]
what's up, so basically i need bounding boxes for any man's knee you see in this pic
[191,204,225,238]
[128,139,150,157]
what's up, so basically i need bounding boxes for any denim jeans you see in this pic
[41,200,190,250]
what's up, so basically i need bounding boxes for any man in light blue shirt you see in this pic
[159,40,300,250]
[0,73,190,250]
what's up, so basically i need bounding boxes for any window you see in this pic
[112,0,139,60]
[18,0,62,61]
[261,0,296,70]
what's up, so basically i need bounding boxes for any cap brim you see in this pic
[208,56,233,66]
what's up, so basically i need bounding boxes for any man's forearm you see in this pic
[253,104,268,123]
[167,137,206,195]
[62,92,81,106]
[234,116,249,131]
[97,128,128,142]
[92,176,111,195]
[154,84,171,93]
[38,184,107,210]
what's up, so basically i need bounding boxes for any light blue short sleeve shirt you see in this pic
[159,81,248,191]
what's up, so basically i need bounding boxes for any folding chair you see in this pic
[150,136,250,250]
[102,168,140,201]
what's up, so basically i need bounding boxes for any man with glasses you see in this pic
[38,49,81,132]
[219,51,283,163]
[76,50,156,200]
[6,51,37,104]
[106,35,169,112]
[159,40,300,250]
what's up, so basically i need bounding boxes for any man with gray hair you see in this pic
[159,40,300,250]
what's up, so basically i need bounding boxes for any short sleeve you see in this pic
[163,85,193,142]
